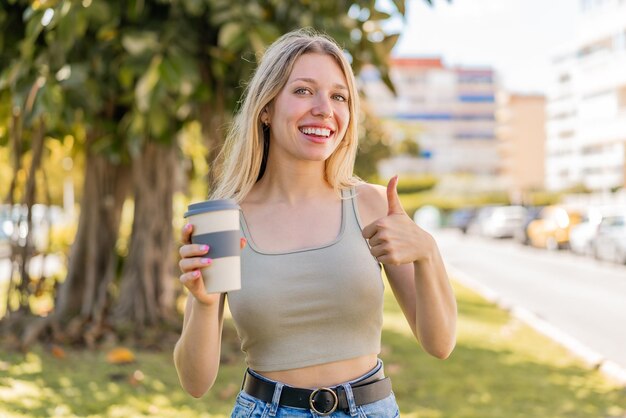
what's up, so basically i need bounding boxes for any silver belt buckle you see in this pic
[309,387,338,416]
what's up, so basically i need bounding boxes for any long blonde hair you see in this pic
[209,28,361,202]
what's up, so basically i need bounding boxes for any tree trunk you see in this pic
[15,120,46,311]
[18,140,130,348]
[114,141,176,333]
[4,110,22,205]
[2,110,23,321]
[199,57,227,188]
[1,119,45,335]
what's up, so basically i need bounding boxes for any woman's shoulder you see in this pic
[353,182,388,226]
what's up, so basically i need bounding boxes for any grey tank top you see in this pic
[227,187,384,372]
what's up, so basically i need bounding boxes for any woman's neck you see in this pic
[250,160,334,205]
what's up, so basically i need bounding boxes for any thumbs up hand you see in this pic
[362,176,433,265]
[385,175,405,216]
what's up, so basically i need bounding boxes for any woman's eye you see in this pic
[333,94,347,102]
[294,88,312,95]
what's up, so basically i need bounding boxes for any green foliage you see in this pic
[395,175,437,194]
[523,190,563,207]
[355,102,392,181]
[0,147,12,199]
[1,0,414,163]
[563,183,593,194]
[0,132,82,207]
[395,137,420,157]
[398,191,510,218]
[368,175,438,194]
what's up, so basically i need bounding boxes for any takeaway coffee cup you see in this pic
[184,199,241,293]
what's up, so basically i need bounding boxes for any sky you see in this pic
[385,0,580,94]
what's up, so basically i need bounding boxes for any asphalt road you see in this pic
[433,228,626,370]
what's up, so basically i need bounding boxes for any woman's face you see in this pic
[264,53,351,164]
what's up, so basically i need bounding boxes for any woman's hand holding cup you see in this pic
[178,223,247,306]
[178,223,220,306]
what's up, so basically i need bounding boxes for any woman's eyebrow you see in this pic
[290,77,349,91]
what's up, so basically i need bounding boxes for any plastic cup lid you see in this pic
[184,199,240,218]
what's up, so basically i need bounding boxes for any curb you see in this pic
[448,264,626,386]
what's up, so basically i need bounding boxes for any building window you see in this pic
[582,89,613,100]
[457,74,493,84]
[578,36,613,58]
[615,30,626,50]
[581,0,594,10]
[455,131,495,140]
[551,110,577,120]
[457,94,495,103]
[618,86,626,108]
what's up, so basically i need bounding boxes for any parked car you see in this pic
[448,207,477,234]
[513,205,545,245]
[569,208,605,255]
[467,205,528,238]
[467,206,495,236]
[592,213,626,264]
[527,205,583,250]
[413,205,441,232]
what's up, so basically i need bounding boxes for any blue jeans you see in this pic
[230,360,400,418]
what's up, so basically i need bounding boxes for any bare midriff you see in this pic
[256,354,379,388]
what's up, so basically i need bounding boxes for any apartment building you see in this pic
[360,58,500,176]
[545,48,581,190]
[497,93,546,202]
[546,0,626,191]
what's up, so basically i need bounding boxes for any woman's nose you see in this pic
[312,95,333,118]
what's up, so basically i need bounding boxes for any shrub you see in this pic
[398,191,510,218]
[369,175,438,194]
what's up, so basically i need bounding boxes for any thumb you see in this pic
[386,175,404,215]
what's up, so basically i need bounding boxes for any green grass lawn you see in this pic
[1,281,625,418]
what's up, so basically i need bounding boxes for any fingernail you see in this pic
[202,258,212,265]
[193,270,201,277]
[202,245,209,252]
[185,224,192,231]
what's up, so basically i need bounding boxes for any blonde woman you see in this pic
[174,29,457,417]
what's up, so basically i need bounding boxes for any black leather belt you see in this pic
[242,369,392,416]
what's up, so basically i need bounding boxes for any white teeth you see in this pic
[300,127,331,137]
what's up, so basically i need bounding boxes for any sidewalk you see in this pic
[448,264,626,386]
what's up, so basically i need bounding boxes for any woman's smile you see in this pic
[298,125,335,144]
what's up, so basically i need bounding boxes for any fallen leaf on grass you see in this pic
[106,347,135,364]
[51,345,66,359]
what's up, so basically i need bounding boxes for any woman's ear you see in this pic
[261,105,272,126]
